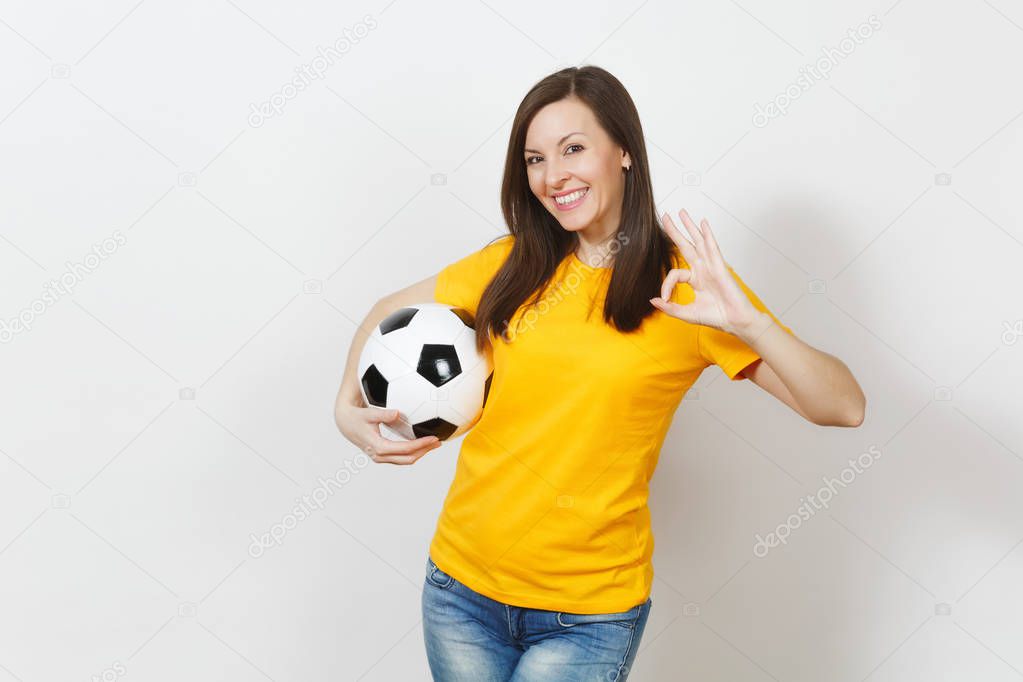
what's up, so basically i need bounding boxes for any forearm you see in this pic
[736,312,866,426]
[334,298,399,420]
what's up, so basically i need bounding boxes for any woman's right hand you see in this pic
[336,403,442,465]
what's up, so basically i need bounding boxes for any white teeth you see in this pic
[555,188,588,205]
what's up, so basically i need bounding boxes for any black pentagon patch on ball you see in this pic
[379,307,418,335]
[413,417,457,441]
[449,308,476,329]
[418,344,461,387]
[360,364,388,407]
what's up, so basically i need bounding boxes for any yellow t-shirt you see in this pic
[430,234,794,614]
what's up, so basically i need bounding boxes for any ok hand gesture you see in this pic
[649,209,760,336]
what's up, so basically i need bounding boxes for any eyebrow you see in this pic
[524,132,585,154]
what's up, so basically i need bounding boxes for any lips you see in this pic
[553,187,588,200]
[553,187,589,211]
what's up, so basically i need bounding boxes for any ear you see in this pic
[621,149,632,170]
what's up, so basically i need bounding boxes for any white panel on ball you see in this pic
[358,302,493,442]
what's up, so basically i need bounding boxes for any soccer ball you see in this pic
[357,303,494,442]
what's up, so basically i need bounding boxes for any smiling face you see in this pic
[523,97,631,242]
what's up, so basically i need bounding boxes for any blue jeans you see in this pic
[422,555,652,681]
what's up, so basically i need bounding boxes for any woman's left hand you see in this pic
[649,208,761,336]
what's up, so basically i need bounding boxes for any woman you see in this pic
[334,65,865,681]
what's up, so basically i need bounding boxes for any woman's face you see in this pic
[523,97,630,238]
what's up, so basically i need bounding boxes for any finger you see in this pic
[678,209,707,261]
[371,442,441,465]
[660,268,693,302]
[699,218,727,272]
[405,435,442,449]
[372,454,416,465]
[660,212,700,265]
[649,297,699,324]
[365,407,399,424]
[365,409,441,449]
[372,451,417,465]
[372,431,440,456]
[660,272,675,302]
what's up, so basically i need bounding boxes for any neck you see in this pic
[574,229,619,269]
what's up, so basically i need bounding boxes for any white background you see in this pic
[1,1,1022,680]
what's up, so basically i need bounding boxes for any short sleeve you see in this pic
[434,234,515,316]
[697,265,794,381]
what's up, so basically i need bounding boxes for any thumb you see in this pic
[369,407,399,423]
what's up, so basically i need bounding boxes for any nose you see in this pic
[545,157,570,193]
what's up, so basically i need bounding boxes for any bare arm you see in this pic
[653,208,866,428]
[737,330,865,427]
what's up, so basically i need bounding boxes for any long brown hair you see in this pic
[473,65,677,352]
